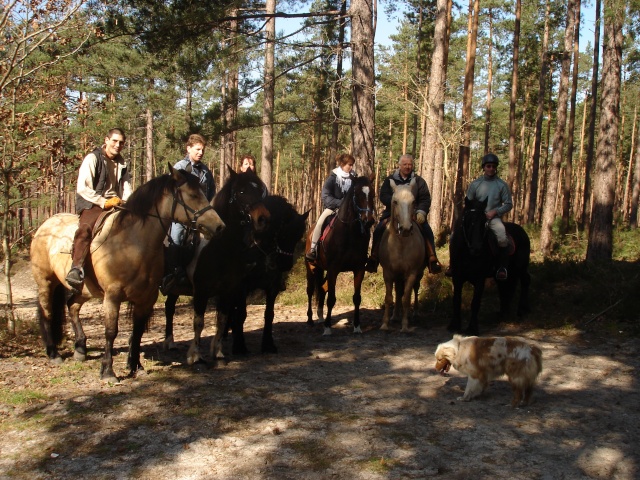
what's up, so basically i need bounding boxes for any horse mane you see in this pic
[213,170,266,222]
[115,169,199,226]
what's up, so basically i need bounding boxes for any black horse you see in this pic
[448,197,531,335]
[212,195,309,358]
[160,169,271,366]
[305,176,376,335]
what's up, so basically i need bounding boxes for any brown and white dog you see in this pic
[435,335,542,407]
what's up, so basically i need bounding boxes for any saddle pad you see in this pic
[319,214,337,244]
[90,209,119,254]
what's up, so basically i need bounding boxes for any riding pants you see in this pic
[311,208,336,244]
[489,217,509,247]
[71,205,103,268]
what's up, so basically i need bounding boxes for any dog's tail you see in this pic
[530,345,543,378]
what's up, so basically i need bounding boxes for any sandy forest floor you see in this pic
[0,262,639,480]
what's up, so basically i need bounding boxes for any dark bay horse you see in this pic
[379,179,426,332]
[157,169,270,367]
[448,197,531,335]
[305,176,376,335]
[30,166,225,380]
[211,195,309,358]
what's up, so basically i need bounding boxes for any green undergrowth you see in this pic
[278,226,640,337]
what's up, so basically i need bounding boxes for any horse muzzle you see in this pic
[196,211,226,240]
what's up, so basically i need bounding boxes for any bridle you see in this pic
[462,207,489,250]
[339,187,374,234]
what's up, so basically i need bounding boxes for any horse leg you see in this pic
[467,280,485,336]
[187,293,208,366]
[306,265,317,326]
[210,309,229,363]
[380,278,394,331]
[316,271,326,323]
[323,272,338,336]
[262,286,278,353]
[36,283,65,364]
[352,270,364,334]
[68,299,87,362]
[100,297,120,381]
[392,279,405,323]
[126,304,153,377]
[517,270,531,316]
[231,298,249,356]
[400,274,418,333]
[164,293,179,350]
[448,278,464,333]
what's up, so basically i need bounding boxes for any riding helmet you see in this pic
[481,153,499,167]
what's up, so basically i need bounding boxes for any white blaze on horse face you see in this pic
[362,186,370,198]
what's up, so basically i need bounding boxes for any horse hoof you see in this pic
[380,324,389,331]
[322,327,332,336]
[49,356,64,365]
[163,336,178,351]
[73,351,86,362]
[100,373,120,384]
[192,360,209,373]
[353,326,362,334]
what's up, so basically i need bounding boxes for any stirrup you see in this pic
[428,257,442,274]
[305,249,317,262]
[444,266,453,277]
[496,267,508,281]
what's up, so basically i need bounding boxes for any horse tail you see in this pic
[50,284,67,346]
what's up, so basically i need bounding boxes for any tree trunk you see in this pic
[561,0,581,232]
[527,0,551,225]
[452,0,479,228]
[422,0,449,239]
[540,0,576,255]
[329,0,347,164]
[623,107,637,224]
[484,8,494,155]
[507,0,521,195]
[586,0,624,261]
[261,0,276,191]
[629,115,640,227]
[350,0,375,177]
[581,0,601,230]
[145,106,154,182]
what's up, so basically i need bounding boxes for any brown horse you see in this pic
[30,166,225,380]
[379,179,426,332]
[305,176,376,335]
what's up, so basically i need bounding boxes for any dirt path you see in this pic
[1,264,638,479]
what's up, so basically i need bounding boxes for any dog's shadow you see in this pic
[438,375,516,406]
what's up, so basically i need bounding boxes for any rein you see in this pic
[462,208,489,250]
[338,190,373,234]
[153,182,216,243]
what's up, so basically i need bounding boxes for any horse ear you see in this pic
[390,179,397,192]
[302,209,311,221]
[464,197,472,208]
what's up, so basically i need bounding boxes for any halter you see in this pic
[342,188,374,234]
[157,181,216,244]
[228,182,268,226]
[462,208,489,250]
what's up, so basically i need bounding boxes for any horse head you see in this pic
[390,179,417,237]
[215,168,270,235]
[263,196,309,271]
[348,176,376,230]
[462,197,489,256]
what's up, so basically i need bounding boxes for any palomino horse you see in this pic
[305,176,376,335]
[30,166,225,380]
[158,169,270,367]
[448,197,531,335]
[379,179,426,332]
[211,195,309,359]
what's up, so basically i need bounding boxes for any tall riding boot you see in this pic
[161,244,186,294]
[496,246,509,281]
[425,238,442,274]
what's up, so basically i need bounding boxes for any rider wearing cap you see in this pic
[447,153,513,280]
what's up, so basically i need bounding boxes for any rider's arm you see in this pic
[321,174,341,210]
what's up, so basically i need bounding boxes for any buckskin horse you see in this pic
[448,197,531,335]
[211,195,309,359]
[158,169,270,367]
[305,176,376,335]
[378,179,426,332]
[30,166,225,380]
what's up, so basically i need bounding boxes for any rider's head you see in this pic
[481,153,499,176]
[336,153,355,174]
[398,154,414,178]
